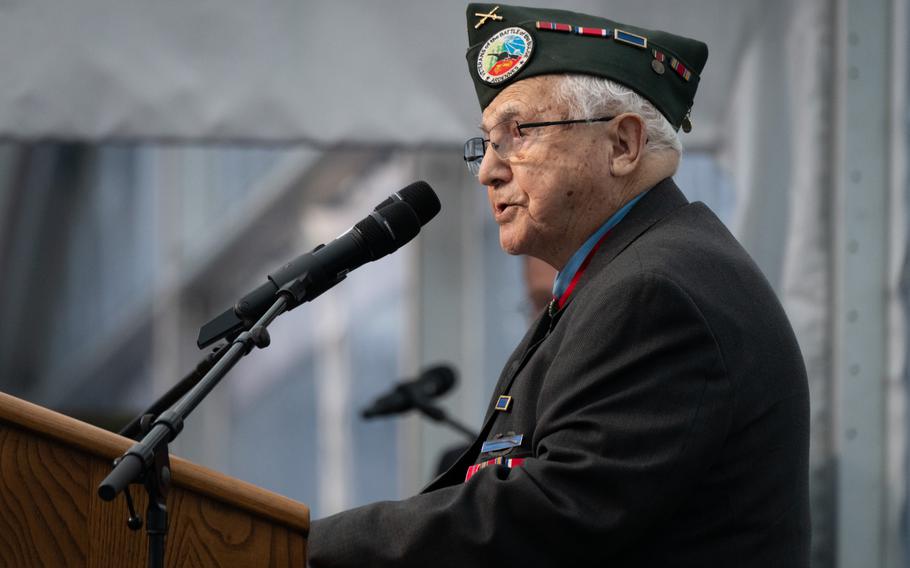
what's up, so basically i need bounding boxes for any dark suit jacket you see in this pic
[308,178,810,567]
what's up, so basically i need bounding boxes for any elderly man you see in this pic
[308,4,810,567]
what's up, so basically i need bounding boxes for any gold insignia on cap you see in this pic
[474,5,504,29]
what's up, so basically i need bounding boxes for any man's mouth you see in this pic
[493,202,522,223]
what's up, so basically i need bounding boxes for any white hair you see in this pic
[555,74,682,155]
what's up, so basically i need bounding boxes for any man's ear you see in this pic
[609,113,647,177]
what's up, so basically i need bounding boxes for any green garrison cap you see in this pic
[465,3,708,132]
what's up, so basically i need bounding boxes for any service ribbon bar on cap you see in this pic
[613,28,648,48]
[535,21,649,48]
[669,56,692,81]
[536,21,612,38]
[652,48,692,81]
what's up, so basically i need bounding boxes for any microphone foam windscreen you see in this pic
[397,181,441,226]
[358,200,420,259]
[355,207,398,259]
[376,200,421,245]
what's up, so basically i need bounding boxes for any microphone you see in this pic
[267,198,419,299]
[362,365,457,419]
[269,181,440,292]
[197,182,441,348]
[373,181,440,226]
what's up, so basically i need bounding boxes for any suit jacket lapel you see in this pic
[420,306,556,492]
[484,309,550,414]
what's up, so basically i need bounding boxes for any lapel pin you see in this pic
[494,395,512,412]
[481,433,524,453]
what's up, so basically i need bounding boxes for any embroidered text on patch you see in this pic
[476,27,534,85]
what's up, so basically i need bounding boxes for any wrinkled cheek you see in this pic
[527,193,563,227]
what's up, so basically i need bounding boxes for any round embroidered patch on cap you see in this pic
[476,27,534,85]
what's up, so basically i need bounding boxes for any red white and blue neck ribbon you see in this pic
[552,191,647,309]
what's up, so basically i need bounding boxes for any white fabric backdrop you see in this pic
[719,0,835,562]
[719,0,907,564]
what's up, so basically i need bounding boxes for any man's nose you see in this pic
[477,148,512,187]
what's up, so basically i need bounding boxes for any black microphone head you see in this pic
[398,181,441,226]
[418,364,457,398]
[354,210,396,259]
[375,181,441,227]
[357,200,420,259]
[377,200,421,244]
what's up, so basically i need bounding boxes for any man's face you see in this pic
[477,75,615,268]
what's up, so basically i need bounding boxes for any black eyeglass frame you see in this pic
[463,116,616,175]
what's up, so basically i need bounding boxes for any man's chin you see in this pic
[498,234,527,256]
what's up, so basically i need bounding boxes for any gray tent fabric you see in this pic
[0,0,757,145]
[719,0,909,565]
[719,1,836,563]
[779,0,835,563]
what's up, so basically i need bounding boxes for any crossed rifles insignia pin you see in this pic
[474,5,503,29]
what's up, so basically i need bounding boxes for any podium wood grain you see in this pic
[0,391,308,567]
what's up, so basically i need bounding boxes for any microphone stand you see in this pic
[408,389,478,441]
[118,344,230,441]
[98,278,306,568]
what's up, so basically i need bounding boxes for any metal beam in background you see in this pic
[886,1,909,567]
[832,0,892,566]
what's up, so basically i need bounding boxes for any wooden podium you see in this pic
[0,391,309,567]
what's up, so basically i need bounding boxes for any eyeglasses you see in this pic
[463,116,615,176]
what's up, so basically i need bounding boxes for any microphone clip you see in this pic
[276,269,344,311]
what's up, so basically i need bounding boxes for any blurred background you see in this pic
[0,0,905,566]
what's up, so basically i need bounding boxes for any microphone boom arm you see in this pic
[404,387,478,441]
